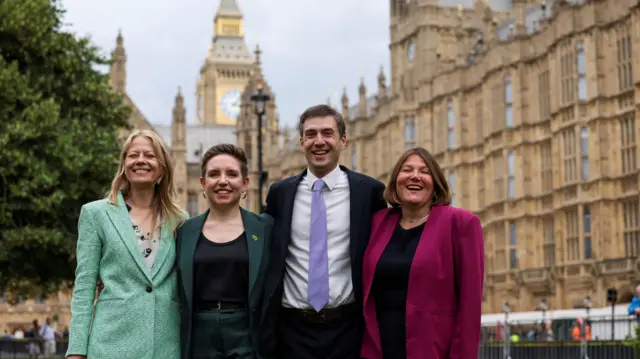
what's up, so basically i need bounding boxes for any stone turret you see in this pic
[341,87,350,120]
[357,78,367,118]
[171,87,187,206]
[482,2,497,45]
[109,30,126,93]
[377,66,387,101]
[512,0,528,37]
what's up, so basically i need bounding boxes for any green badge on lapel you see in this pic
[252,234,258,241]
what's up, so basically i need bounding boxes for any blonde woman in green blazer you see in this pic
[67,130,188,359]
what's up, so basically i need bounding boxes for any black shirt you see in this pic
[193,231,249,308]
[372,222,425,359]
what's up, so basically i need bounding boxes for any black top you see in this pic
[193,231,249,308]
[372,222,425,359]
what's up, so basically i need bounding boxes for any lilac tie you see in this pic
[308,178,329,312]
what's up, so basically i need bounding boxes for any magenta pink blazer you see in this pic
[361,205,485,359]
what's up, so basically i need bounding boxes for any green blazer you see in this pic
[176,208,273,359]
[67,191,186,359]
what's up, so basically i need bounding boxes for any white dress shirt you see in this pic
[282,165,354,309]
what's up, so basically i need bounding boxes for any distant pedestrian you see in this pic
[26,320,41,359]
[39,317,55,358]
[628,284,640,323]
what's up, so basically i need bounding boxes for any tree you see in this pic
[0,0,131,301]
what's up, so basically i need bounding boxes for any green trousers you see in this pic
[191,308,253,359]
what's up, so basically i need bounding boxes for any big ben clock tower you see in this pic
[196,0,254,125]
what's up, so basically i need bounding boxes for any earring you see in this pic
[433,193,438,202]
[202,191,207,199]
[242,192,247,199]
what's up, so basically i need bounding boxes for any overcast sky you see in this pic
[58,0,391,128]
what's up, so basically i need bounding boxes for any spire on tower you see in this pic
[171,86,186,155]
[172,86,186,125]
[341,87,350,119]
[357,78,368,118]
[377,66,387,102]
[254,44,262,65]
[216,0,242,18]
[378,65,386,84]
[175,86,184,103]
[114,29,125,54]
[341,87,349,105]
[359,77,366,95]
[109,30,126,93]
[211,0,250,62]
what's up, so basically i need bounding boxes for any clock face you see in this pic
[221,89,242,119]
[407,40,415,63]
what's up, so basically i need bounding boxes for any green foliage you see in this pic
[0,0,131,301]
[630,324,640,358]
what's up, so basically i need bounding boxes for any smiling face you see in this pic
[300,115,346,177]
[395,154,434,207]
[200,154,249,208]
[123,136,163,188]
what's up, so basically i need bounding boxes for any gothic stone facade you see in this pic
[251,0,640,314]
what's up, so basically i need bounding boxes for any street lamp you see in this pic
[250,79,271,212]
[607,288,617,340]
[539,297,548,324]
[584,296,592,322]
[502,302,511,359]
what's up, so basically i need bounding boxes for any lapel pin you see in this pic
[252,234,258,241]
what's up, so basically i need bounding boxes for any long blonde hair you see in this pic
[107,129,186,232]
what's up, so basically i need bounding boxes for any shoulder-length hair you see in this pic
[384,147,452,207]
[107,129,186,232]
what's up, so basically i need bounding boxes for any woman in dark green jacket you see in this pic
[176,143,273,359]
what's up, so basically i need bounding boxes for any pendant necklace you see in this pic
[404,212,430,223]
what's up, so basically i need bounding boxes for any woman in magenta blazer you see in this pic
[361,147,485,359]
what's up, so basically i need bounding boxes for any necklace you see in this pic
[404,212,430,223]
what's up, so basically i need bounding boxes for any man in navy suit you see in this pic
[259,104,387,359]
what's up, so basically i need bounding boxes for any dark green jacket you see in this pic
[176,208,274,359]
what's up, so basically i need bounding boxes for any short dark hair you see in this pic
[200,144,248,178]
[298,104,346,138]
[384,147,452,207]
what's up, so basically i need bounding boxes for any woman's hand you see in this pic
[67,356,86,359]
[96,278,104,296]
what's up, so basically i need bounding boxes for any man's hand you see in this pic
[67,356,86,359]
[634,307,640,315]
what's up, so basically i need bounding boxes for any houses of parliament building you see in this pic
[246,0,640,315]
[2,0,640,331]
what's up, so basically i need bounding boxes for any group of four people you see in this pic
[64,104,484,359]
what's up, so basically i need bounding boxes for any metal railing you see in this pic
[479,341,635,359]
[1,337,638,358]
[482,315,639,342]
[0,339,68,358]
[481,315,640,358]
